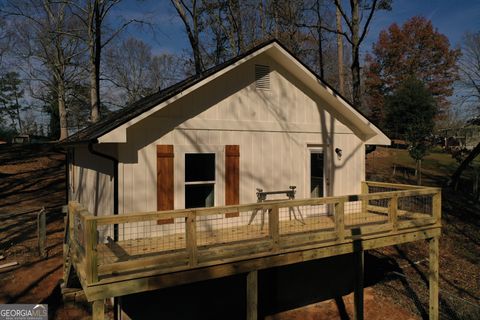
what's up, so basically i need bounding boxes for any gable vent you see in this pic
[255,64,270,90]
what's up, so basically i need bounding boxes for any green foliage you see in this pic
[0,72,24,130]
[385,77,436,161]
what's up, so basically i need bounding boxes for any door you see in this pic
[310,149,325,198]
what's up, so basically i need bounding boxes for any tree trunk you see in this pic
[89,2,101,123]
[350,0,361,108]
[416,159,422,185]
[336,6,345,95]
[449,142,480,188]
[58,81,68,140]
[171,0,203,75]
[315,0,324,79]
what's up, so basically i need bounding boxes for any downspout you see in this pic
[88,140,119,241]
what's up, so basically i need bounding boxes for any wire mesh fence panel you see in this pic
[397,195,433,221]
[345,199,388,227]
[96,218,187,265]
[196,210,269,247]
[278,204,334,235]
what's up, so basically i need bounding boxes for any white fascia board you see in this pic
[97,44,276,143]
[268,43,390,144]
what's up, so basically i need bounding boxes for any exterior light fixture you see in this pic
[335,148,342,159]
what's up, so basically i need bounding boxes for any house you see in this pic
[62,40,441,320]
[65,39,389,220]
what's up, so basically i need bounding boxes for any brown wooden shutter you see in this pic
[225,145,240,218]
[157,145,174,224]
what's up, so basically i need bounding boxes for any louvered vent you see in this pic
[255,64,270,90]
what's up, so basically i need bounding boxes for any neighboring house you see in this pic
[439,125,480,150]
[63,39,389,239]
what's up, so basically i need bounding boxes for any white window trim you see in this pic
[306,146,328,199]
[175,145,225,210]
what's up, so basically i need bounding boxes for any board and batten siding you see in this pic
[70,144,116,217]
[116,54,365,217]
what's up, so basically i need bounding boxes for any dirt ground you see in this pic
[0,144,478,319]
[366,147,480,319]
[0,144,89,319]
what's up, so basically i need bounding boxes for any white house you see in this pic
[64,39,390,239]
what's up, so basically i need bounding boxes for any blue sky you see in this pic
[113,0,480,57]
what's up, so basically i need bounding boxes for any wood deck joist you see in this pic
[82,226,440,302]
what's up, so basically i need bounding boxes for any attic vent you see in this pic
[255,64,270,90]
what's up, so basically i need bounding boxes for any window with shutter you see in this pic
[225,145,240,218]
[157,145,174,224]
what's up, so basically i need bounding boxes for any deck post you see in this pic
[92,299,105,320]
[334,201,345,241]
[85,218,98,284]
[353,250,364,320]
[269,206,280,251]
[246,270,258,320]
[186,212,198,267]
[429,236,439,320]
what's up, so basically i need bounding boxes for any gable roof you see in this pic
[63,39,389,145]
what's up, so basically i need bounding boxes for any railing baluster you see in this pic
[85,218,98,284]
[389,195,398,231]
[361,181,369,215]
[269,206,280,251]
[432,190,441,225]
[186,212,198,267]
[335,201,345,241]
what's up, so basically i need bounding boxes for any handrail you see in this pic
[83,185,440,226]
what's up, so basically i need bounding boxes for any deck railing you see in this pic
[68,181,441,286]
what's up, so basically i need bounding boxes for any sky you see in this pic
[112,0,480,58]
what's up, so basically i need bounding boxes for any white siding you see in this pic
[117,54,365,214]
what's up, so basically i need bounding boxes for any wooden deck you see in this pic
[64,181,441,320]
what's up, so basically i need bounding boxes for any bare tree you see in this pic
[67,0,142,123]
[105,37,178,105]
[333,0,391,107]
[4,0,84,140]
[459,31,480,110]
[448,31,480,188]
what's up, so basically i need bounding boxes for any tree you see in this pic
[448,31,480,189]
[333,0,391,108]
[458,31,480,111]
[171,0,204,75]
[385,77,436,185]
[69,0,141,123]
[4,0,84,140]
[105,37,178,105]
[0,72,24,132]
[365,16,461,126]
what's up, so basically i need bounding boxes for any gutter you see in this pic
[88,140,119,241]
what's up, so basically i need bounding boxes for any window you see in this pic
[310,151,324,198]
[185,153,215,208]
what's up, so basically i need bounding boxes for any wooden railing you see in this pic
[68,181,441,286]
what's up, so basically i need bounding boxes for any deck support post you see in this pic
[246,270,258,320]
[92,299,105,320]
[353,250,364,320]
[429,236,439,320]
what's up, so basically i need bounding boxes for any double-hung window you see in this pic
[184,153,216,208]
